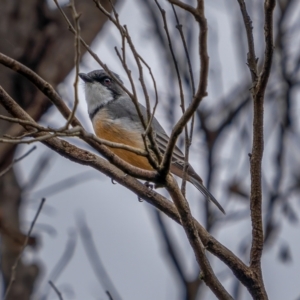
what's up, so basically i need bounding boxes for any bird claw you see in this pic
[144,182,153,190]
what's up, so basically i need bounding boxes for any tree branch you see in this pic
[236,0,275,299]
[161,0,209,177]
[166,175,233,299]
[249,0,276,272]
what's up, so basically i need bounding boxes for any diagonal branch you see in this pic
[236,0,258,81]
[0,146,36,177]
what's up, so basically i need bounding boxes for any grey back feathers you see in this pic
[105,96,167,134]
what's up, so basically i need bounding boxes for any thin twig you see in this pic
[49,281,64,300]
[0,113,148,156]
[236,0,258,81]
[4,130,38,139]
[0,146,36,177]
[94,0,161,169]
[106,291,114,300]
[171,4,196,96]
[0,131,79,145]
[138,56,159,137]
[167,0,197,15]
[62,0,81,129]
[171,3,197,195]
[123,24,151,122]
[97,1,161,166]
[52,0,135,101]
[4,198,46,300]
[155,0,190,195]
[161,0,209,178]
[0,114,50,130]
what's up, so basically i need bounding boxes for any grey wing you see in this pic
[108,97,186,167]
[154,131,186,170]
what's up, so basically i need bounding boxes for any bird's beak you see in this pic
[79,73,93,83]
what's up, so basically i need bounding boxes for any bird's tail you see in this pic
[189,177,225,214]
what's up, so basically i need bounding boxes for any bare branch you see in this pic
[138,57,159,137]
[168,0,197,15]
[249,0,276,273]
[62,0,81,129]
[0,131,79,145]
[256,0,276,95]
[154,0,185,113]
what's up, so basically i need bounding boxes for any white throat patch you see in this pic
[84,82,113,116]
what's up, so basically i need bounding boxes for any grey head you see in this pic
[79,69,125,119]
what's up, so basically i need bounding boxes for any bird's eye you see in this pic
[103,78,111,86]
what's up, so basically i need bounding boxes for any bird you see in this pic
[79,69,225,214]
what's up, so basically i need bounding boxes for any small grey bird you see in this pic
[79,69,225,214]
